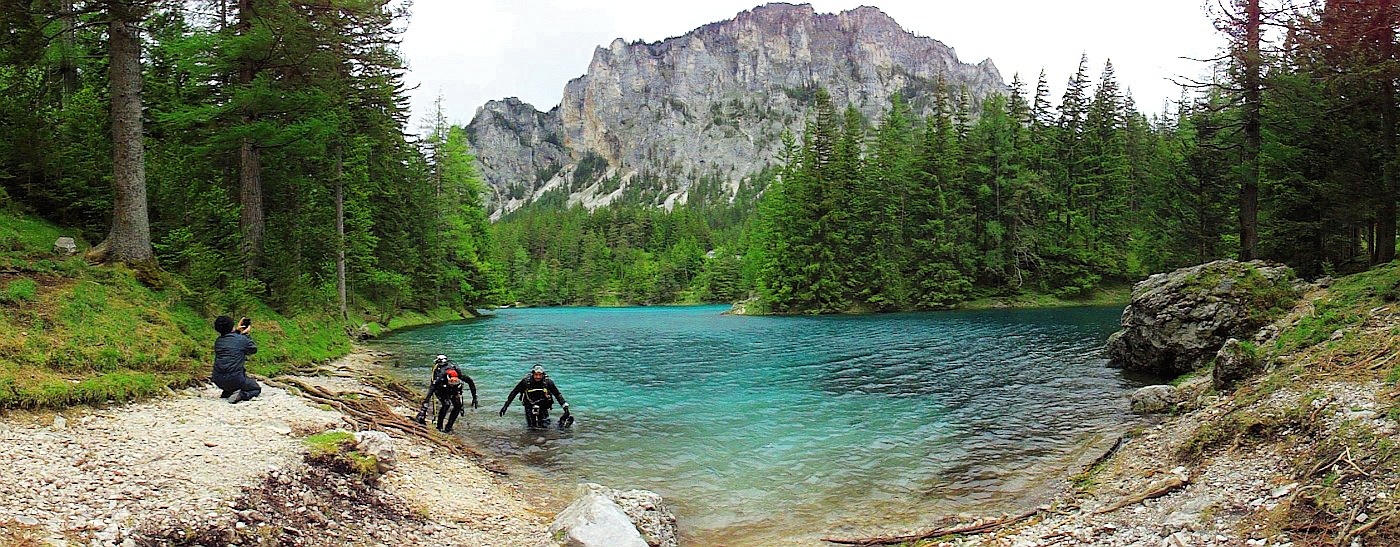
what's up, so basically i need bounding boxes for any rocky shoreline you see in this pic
[0,349,555,547]
[833,261,1400,546]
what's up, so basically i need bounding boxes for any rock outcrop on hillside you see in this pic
[1105,260,1298,377]
[468,3,1006,218]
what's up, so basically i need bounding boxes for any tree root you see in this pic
[260,375,509,475]
[1340,510,1394,546]
[822,509,1040,545]
[1092,475,1188,515]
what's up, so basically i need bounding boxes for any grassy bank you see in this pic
[957,283,1133,310]
[0,210,470,410]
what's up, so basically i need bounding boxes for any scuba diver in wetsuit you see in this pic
[499,365,567,428]
[414,355,477,432]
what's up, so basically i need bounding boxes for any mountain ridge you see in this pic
[466,2,1007,218]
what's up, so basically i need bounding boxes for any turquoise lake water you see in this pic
[372,305,1145,545]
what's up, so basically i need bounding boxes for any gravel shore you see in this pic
[0,349,552,547]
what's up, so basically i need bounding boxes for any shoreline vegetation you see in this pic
[5,205,1400,544]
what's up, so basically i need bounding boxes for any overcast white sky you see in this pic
[398,1,1225,130]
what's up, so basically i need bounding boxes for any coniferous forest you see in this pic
[1,0,499,319]
[491,1,1399,313]
[0,0,1396,316]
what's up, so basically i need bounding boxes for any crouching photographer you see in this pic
[212,315,260,404]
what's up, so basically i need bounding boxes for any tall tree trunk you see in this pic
[1376,1,1398,263]
[336,150,348,321]
[57,0,77,100]
[1239,0,1262,261]
[237,0,263,278]
[90,0,154,266]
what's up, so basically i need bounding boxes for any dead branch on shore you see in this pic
[1092,475,1189,515]
[1340,510,1394,546]
[821,509,1040,545]
[259,375,509,475]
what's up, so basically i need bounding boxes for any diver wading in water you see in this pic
[499,365,570,428]
[414,355,477,432]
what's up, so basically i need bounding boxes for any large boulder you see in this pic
[1212,338,1262,391]
[550,489,649,547]
[1106,260,1296,377]
[551,483,678,547]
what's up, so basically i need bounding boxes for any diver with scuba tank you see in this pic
[499,365,569,428]
[414,354,477,432]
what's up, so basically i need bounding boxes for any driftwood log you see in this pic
[823,509,1040,545]
[1092,475,1188,515]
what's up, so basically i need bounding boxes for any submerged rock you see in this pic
[1106,259,1296,377]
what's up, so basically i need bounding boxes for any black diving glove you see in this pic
[498,406,507,417]
[471,398,479,409]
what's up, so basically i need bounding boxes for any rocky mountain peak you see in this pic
[469,3,1007,218]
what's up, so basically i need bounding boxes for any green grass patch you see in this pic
[0,210,68,255]
[0,257,354,408]
[303,429,379,480]
[1,278,37,303]
[958,283,1132,310]
[1275,261,1400,356]
[304,429,355,457]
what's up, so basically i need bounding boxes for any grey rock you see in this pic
[1106,260,1297,376]
[1163,495,1215,530]
[52,415,67,431]
[1212,338,1262,391]
[53,237,77,255]
[1131,385,1180,415]
[579,483,678,547]
[353,430,396,472]
[549,489,648,547]
[17,515,40,526]
[469,4,1006,218]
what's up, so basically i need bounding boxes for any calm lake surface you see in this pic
[373,305,1146,545]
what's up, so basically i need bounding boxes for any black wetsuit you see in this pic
[502,375,565,427]
[417,369,477,432]
[212,332,259,400]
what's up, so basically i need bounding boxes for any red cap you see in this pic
[446,369,459,378]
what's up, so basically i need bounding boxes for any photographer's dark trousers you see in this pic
[526,402,552,428]
[436,393,463,432]
[213,372,261,400]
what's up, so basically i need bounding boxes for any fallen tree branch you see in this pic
[822,509,1040,545]
[1092,475,1189,515]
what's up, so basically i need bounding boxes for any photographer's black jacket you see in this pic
[212,333,257,376]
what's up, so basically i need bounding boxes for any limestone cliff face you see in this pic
[468,3,1006,218]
